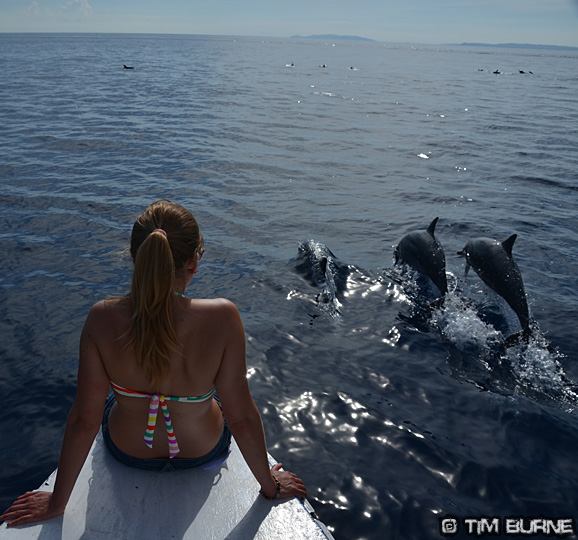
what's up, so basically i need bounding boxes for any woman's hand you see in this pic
[0,491,64,527]
[264,463,308,501]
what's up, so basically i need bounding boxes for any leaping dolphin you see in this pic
[394,217,448,297]
[458,234,530,334]
[296,240,349,316]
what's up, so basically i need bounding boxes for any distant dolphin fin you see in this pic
[426,217,439,237]
[501,234,517,257]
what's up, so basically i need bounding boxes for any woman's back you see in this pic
[92,295,237,459]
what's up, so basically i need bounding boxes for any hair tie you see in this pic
[152,229,167,238]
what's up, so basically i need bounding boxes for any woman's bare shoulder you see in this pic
[84,295,121,306]
[193,297,238,313]
[84,297,131,332]
[188,298,243,333]
[87,297,128,315]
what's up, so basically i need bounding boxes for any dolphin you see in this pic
[296,240,349,315]
[458,234,530,333]
[394,217,448,297]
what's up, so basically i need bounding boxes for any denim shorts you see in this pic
[101,394,231,472]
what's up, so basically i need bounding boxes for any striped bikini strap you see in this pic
[110,381,150,398]
[144,394,180,458]
[110,383,180,458]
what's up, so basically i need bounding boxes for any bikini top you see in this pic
[110,381,216,458]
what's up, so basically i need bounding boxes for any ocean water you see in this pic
[1,33,578,539]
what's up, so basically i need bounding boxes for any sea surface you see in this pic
[1,33,578,539]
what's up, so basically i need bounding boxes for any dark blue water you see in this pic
[1,34,578,539]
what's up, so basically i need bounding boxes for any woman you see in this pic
[1,199,306,527]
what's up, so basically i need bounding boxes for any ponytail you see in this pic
[124,200,202,390]
[126,230,177,388]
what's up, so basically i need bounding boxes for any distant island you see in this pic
[456,42,578,51]
[291,34,375,42]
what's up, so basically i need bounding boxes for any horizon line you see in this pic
[0,31,577,50]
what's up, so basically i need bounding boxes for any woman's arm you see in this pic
[1,304,111,527]
[214,300,307,500]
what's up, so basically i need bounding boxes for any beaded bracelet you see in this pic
[260,475,281,500]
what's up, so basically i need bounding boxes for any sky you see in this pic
[1,0,578,48]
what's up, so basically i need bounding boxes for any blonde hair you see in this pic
[125,200,203,389]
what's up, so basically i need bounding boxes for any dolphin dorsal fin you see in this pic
[427,217,439,236]
[501,234,517,256]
